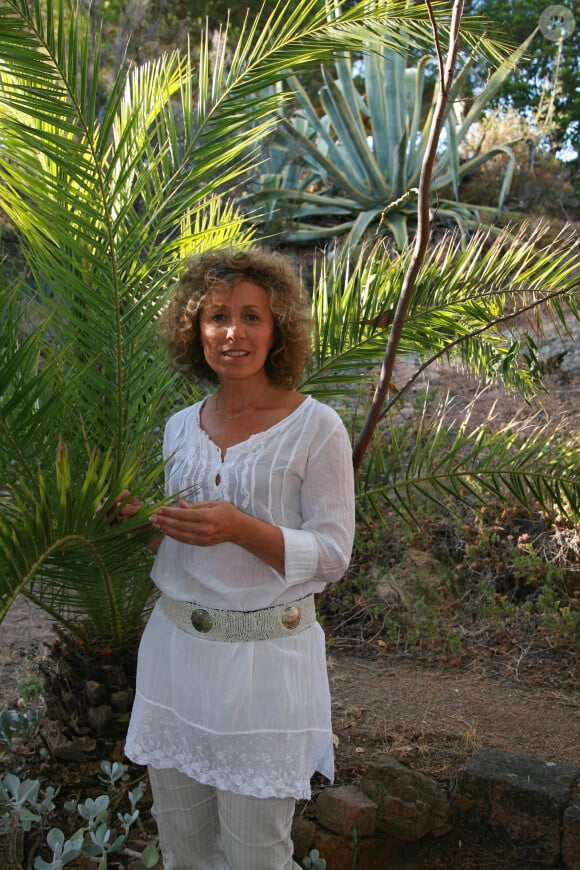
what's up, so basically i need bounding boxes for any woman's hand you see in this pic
[97,489,143,525]
[151,500,285,573]
[150,500,240,547]
[113,489,144,523]
[106,490,163,552]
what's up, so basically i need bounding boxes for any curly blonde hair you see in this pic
[159,247,313,387]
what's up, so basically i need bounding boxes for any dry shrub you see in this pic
[458,107,577,217]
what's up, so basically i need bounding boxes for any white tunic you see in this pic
[125,396,355,799]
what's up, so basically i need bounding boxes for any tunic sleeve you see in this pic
[281,417,355,587]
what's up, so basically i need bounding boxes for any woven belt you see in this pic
[161,593,316,642]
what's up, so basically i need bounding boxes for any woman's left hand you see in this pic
[150,500,241,547]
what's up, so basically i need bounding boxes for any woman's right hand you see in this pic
[109,490,164,552]
[112,489,144,523]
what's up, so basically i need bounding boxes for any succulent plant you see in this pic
[245,32,534,248]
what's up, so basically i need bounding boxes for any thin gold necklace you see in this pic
[215,394,254,422]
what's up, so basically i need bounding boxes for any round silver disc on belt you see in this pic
[191,608,212,633]
[281,605,301,630]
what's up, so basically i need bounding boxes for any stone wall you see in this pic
[292,749,580,869]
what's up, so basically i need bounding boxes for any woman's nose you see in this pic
[226,319,245,338]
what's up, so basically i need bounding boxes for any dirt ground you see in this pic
[328,646,579,785]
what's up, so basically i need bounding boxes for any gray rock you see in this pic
[453,747,579,868]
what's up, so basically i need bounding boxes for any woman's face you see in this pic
[199,279,275,383]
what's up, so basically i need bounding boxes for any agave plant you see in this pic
[244,29,533,248]
[303,222,580,523]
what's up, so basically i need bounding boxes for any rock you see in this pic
[43,717,88,762]
[85,680,107,706]
[540,335,580,375]
[355,835,408,868]
[87,704,115,736]
[110,690,132,713]
[313,827,354,869]
[561,349,580,373]
[453,747,579,868]
[316,785,377,838]
[291,816,316,859]
[360,755,451,842]
[101,663,128,690]
[562,789,580,870]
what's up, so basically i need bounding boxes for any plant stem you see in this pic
[352,0,465,473]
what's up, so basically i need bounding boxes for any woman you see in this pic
[122,247,355,869]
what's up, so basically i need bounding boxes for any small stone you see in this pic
[87,704,115,736]
[110,690,132,713]
[43,718,88,762]
[317,785,377,838]
[77,735,97,754]
[291,816,316,859]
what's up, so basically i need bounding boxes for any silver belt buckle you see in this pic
[191,608,212,633]
[281,605,301,630]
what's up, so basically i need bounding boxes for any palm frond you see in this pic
[304,224,580,404]
[359,394,580,525]
[0,442,161,643]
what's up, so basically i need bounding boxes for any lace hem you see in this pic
[125,701,333,800]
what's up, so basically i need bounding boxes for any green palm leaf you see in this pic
[304,223,579,401]
[303,224,579,523]
[0,444,161,634]
[360,398,580,525]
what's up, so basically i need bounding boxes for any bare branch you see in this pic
[352,0,466,473]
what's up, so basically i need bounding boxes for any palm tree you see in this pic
[0,0,478,747]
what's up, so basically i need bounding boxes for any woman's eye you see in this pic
[245,313,259,322]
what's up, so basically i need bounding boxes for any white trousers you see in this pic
[148,766,302,870]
